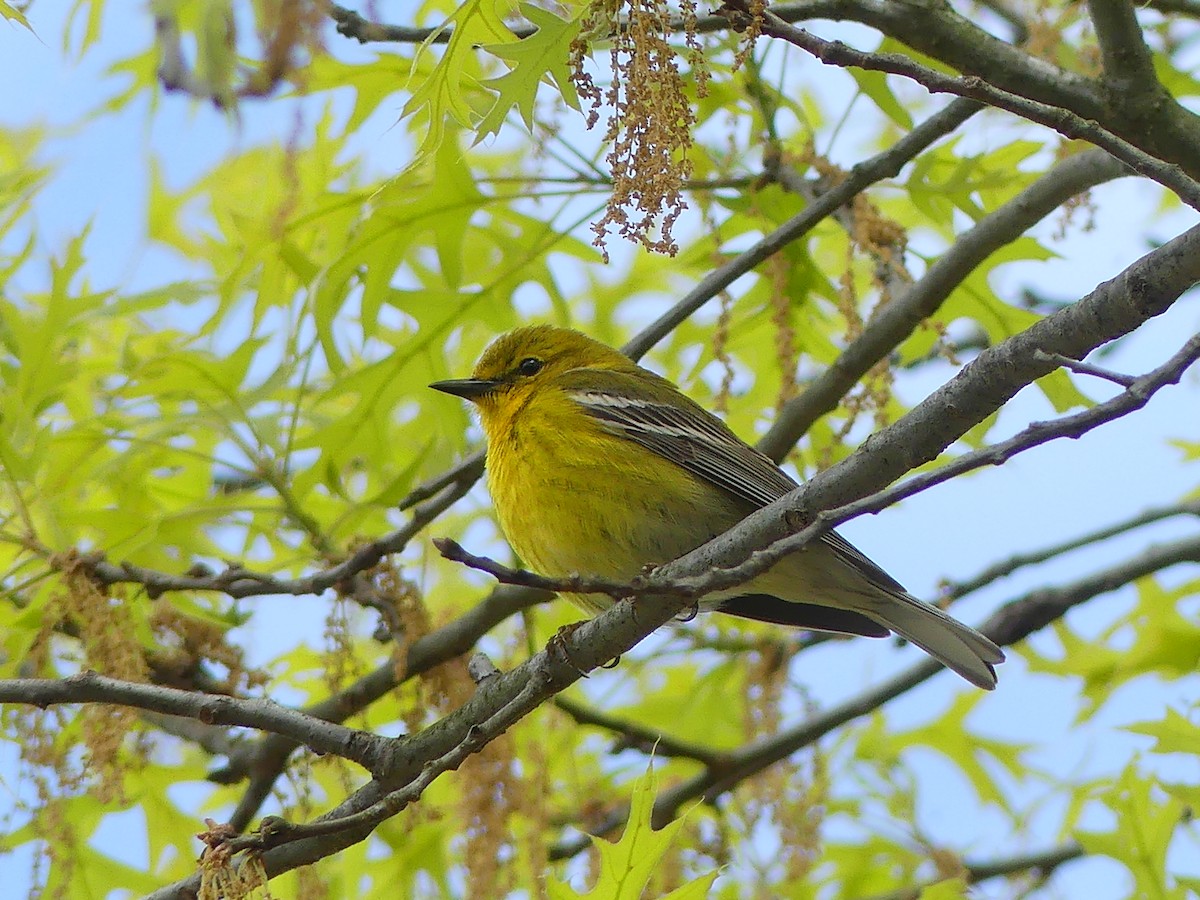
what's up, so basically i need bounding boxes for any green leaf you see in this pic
[660,871,720,898]
[1126,707,1200,756]
[427,131,485,288]
[918,878,969,899]
[195,0,237,108]
[66,0,104,56]
[370,817,455,897]
[304,53,410,134]
[1034,368,1093,414]
[545,764,716,898]
[1178,876,1200,896]
[887,691,1027,808]
[1153,53,1200,100]
[606,658,746,752]
[402,0,520,160]
[849,68,913,129]
[0,0,32,30]
[1076,766,1185,899]
[476,3,583,141]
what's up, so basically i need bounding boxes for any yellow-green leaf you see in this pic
[476,3,583,141]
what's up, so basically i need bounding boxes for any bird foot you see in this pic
[547,622,621,674]
[548,622,591,677]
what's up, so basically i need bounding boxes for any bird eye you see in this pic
[517,357,544,377]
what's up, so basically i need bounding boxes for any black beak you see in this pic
[430,378,501,400]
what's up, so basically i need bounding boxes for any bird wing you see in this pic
[564,372,796,508]
[564,368,910,597]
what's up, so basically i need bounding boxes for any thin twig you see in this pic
[434,537,676,600]
[1033,350,1137,386]
[861,840,1085,899]
[943,499,1200,600]
[622,98,983,360]
[64,471,474,602]
[757,12,1200,210]
[553,695,725,764]
[397,452,484,511]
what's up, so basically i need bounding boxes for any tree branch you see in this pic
[216,583,547,831]
[1086,0,1163,106]
[758,148,1130,461]
[0,672,388,775]
[547,330,1200,610]
[964,840,1083,883]
[331,3,534,44]
[623,97,983,360]
[68,471,473,602]
[397,450,485,511]
[1147,0,1200,14]
[551,536,1200,857]
[145,586,701,899]
[757,12,1200,209]
[944,499,1200,600]
[553,695,725,764]
[652,221,1200,606]
[862,840,1085,899]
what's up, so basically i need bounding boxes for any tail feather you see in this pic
[717,593,890,637]
[869,594,1004,690]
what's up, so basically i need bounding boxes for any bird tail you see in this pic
[869,593,1004,690]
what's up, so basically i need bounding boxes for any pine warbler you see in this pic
[432,325,1003,689]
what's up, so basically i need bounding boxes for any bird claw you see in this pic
[547,622,621,674]
[548,622,591,677]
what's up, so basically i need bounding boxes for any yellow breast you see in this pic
[481,387,739,614]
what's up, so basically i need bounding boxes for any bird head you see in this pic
[430,325,632,421]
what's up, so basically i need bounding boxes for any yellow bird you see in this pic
[432,325,1003,689]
